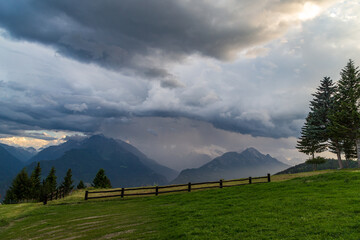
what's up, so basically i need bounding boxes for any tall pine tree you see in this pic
[297,77,334,163]
[61,169,74,194]
[45,167,57,194]
[309,76,336,143]
[30,162,41,200]
[297,113,327,160]
[4,168,31,203]
[329,60,360,167]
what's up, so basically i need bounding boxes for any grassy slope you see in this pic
[1,170,360,239]
[277,159,358,175]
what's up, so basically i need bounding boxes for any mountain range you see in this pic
[0,143,36,162]
[172,148,289,184]
[1,135,294,201]
[26,135,178,187]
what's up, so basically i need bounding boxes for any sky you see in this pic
[0,0,360,170]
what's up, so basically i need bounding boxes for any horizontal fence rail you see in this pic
[43,187,67,205]
[85,173,271,201]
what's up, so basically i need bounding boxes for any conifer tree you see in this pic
[61,169,74,194]
[297,77,335,163]
[309,76,336,143]
[3,188,16,204]
[329,60,360,167]
[297,113,327,160]
[327,93,346,169]
[92,169,112,188]
[30,162,41,200]
[45,167,57,194]
[39,179,47,202]
[343,139,357,167]
[4,168,31,203]
[77,180,85,189]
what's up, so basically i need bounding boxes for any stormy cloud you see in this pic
[0,0,336,86]
[1,0,360,160]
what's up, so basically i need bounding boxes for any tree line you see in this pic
[297,59,360,169]
[3,164,112,204]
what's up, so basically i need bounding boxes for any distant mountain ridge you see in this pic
[116,140,178,181]
[0,145,25,200]
[26,135,178,187]
[28,139,82,164]
[0,143,36,162]
[172,148,289,184]
[28,135,178,182]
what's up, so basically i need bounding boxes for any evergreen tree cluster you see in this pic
[297,60,360,169]
[3,165,112,204]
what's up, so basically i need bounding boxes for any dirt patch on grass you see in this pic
[45,228,64,235]
[75,220,105,227]
[36,228,65,238]
[69,214,117,222]
[21,220,47,231]
[102,229,135,239]
[60,237,81,240]
[36,225,61,233]
[114,222,143,229]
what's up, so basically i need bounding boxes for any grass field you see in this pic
[1,170,360,239]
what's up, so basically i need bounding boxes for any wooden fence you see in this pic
[85,174,271,201]
[43,187,67,205]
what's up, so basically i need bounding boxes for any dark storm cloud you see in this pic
[0,80,117,134]
[0,0,335,87]
[0,77,304,139]
[0,0,346,140]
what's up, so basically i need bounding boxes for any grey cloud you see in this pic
[1,0,355,142]
[0,0,336,87]
[64,103,88,112]
[64,134,87,142]
[143,68,184,88]
[0,82,118,134]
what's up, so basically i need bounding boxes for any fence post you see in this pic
[267,173,271,182]
[121,188,124,198]
[188,182,191,192]
[62,188,65,198]
[249,177,252,184]
[220,179,223,188]
[50,192,53,201]
[156,186,159,196]
[56,189,59,199]
[85,190,88,200]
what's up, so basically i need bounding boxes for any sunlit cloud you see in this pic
[298,2,322,20]
[0,130,84,149]
[0,137,58,149]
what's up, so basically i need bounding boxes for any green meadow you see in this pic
[1,170,360,239]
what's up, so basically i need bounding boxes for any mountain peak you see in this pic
[242,147,262,156]
[27,134,178,184]
[172,147,289,184]
[84,134,117,146]
[89,133,106,139]
[87,134,109,141]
